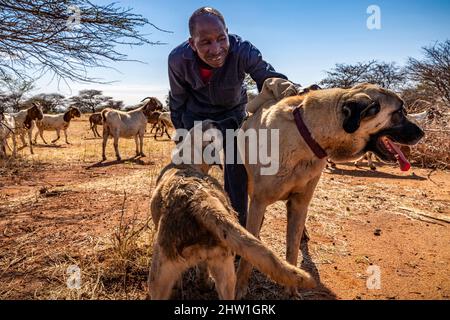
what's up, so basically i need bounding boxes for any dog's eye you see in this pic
[391,109,405,124]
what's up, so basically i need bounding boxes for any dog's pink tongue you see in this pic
[384,138,411,172]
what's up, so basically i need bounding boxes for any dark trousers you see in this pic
[180,108,248,226]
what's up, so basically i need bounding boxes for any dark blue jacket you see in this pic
[168,34,287,129]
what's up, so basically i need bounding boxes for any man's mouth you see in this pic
[208,54,225,65]
[378,136,411,172]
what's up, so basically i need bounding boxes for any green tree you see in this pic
[69,89,109,113]
[25,93,66,113]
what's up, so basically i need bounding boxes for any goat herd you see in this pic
[0,97,173,160]
[0,96,437,167]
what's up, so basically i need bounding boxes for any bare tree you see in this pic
[0,0,169,83]
[364,62,407,90]
[165,94,170,108]
[407,40,450,108]
[320,60,406,90]
[320,61,376,89]
[0,74,35,111]
[244,74,258,101]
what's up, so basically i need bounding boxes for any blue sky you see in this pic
[33,0,450,106]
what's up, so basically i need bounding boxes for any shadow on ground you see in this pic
[327,166,426,181]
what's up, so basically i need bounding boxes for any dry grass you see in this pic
[410,105,450,169]
[1,114,449,300]
[0,115,166,299]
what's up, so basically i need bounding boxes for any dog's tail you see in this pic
[194,197,316,289]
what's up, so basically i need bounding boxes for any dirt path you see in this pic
[0,118,449,300]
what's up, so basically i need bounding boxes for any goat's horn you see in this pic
[140,97,153,102]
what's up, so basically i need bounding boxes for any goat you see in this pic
[3,103,43,156]
[89,113,103,138]
[141,97,163,112]
[101,103,157,161]
[147,111,161,138]
[408,108,441,124]
[156,111,173,139]
[148,111,173,140]
[0,110,9,158]
[34,107,81,145]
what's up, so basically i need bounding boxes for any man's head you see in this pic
[188,7,230,68]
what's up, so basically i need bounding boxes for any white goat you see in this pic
[101,103,156,161]
[34,107,81,144]
[0,111,10,158]
[3,103,43,156]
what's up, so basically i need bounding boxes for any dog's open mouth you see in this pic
[377,136,411,172]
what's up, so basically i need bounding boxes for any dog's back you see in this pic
[148,163,315,300]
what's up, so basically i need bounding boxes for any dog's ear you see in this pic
[342,98,380,134]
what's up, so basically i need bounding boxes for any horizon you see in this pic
[27,0,450,106]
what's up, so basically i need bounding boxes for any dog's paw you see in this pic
[199,276,215,292]
[235,283,249,300]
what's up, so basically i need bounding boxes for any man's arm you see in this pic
[243,42,289,92]
[168,62,188,129]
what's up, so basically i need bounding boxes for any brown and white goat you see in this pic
[34,107,81,144]
[3,103,43,156]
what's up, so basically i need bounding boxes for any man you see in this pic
[168,7,289,225]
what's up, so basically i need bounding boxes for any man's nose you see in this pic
[210,41,221,54]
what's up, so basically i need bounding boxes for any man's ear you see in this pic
[342,98,380,134]
[188,38,196,52]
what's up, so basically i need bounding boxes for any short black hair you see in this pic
[189,7,226,36]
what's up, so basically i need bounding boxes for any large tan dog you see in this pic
[235,80,425,298]
[148,120,315,300]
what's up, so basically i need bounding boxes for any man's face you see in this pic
[189,15,230,68]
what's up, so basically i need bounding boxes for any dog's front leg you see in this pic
[235,199,267,300]
[286,196,309,266]
[285,177,321,296]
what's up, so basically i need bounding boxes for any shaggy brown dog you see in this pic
[148,120,315,300]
